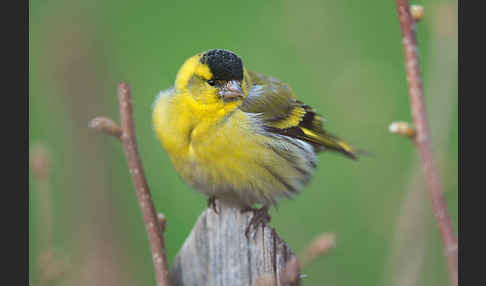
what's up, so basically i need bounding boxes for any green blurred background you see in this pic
[29,0,458,285]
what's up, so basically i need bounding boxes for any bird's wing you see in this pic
[239,70,358,159]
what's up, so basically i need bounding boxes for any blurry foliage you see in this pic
[29,0,457,285]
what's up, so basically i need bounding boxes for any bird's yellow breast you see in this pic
[153,90,261,188]
[153,89,313,207]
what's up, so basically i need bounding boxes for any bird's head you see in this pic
[175,49,249,105]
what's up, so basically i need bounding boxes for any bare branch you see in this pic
[410,5,424,22]
[277,233,336,286]
[90,83,172,286]
[299,233,336,267]
[36,249,71,286]
[389,121,416,139]
[394,1,457,285]
[31,144,71,286]
[30,143,53,248]
[31,143,50,181]
[158,213,167,234]
[89,116,122,140]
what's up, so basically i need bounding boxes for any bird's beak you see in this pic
[219,80,244,100]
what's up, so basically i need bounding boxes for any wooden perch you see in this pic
[171,201,300,286]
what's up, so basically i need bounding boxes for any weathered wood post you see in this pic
[171,201,300,286]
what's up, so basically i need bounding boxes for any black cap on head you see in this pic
[200,49,243,81]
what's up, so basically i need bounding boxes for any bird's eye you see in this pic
[207,80,217,86]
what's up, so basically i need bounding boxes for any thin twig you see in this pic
[386,5,458,285]
[389,121,416,139]
[90,82,172,286]
[298,233,336,267]
[410,5,424,22]
[277,233,336,286]
[36,249,70,286]
[394,1,458,285]
[31,144,71,286]
[31,144,53,247]
[158,213,167,233]
[89,117,122,140]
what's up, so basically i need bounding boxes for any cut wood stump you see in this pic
[171,201,300,286]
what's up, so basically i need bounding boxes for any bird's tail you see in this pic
[313,132,362,160]
[297,127,363,160]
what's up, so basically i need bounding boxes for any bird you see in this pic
[152,49,359,236]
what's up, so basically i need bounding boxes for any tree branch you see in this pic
[31,144,71,286]
[277,232,336,285]
[89,82,172,286]
[394,2,458,285]
[89,117,122,140]
[298,233,336,267]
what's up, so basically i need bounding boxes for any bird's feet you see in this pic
[207,196,219,214]
[241,205,271,239]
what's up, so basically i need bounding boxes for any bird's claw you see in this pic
[207,196,219,214]
[241,205,271,239]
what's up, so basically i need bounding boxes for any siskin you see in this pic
[153,49,359,233]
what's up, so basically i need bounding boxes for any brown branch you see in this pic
[389,121,416,139]
[158,213,167,234]
[90,82,172,286]
[31,144,71,286]
[394,1,458,285]
[298,233,336,267]
[31,144,54,247]
[410,5,424,22]
[277,233,336,286]
[89,117,122,140]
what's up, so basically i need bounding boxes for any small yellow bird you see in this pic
[153,49,358,233]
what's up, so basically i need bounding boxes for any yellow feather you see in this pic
[154,91,307,207]
[175,54,213,91]
[269,106,306,129]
